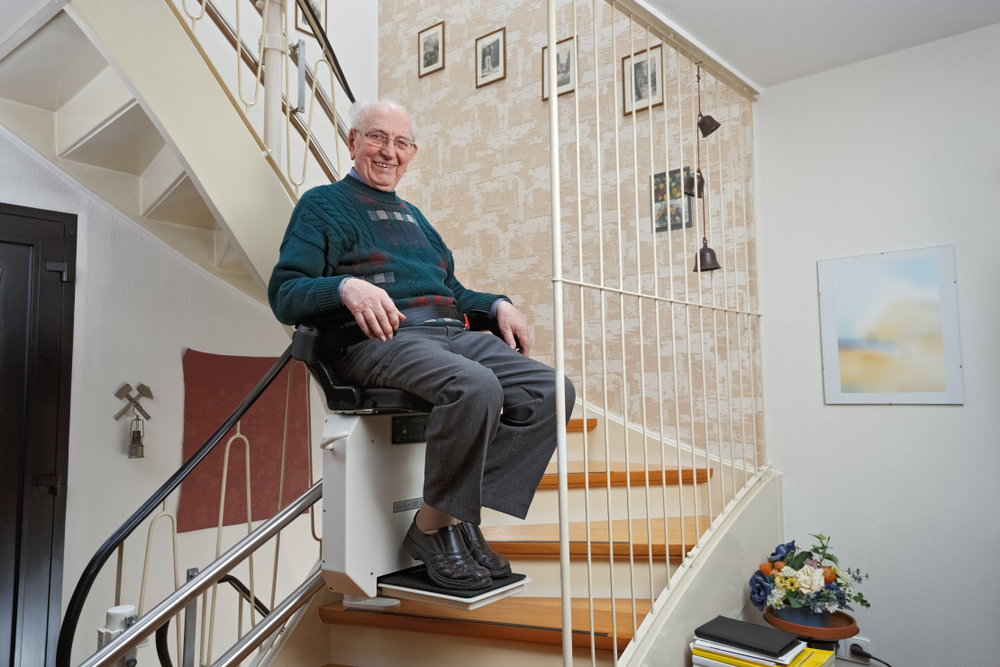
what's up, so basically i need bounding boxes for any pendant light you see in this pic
[691,64,720,273]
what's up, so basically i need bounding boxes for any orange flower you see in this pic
[759,562,772,576]
[823,566,836,584]
[773,561,785,572]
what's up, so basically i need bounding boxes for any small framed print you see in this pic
[622,45,663,115]
[652,168,693,232]
[542,37,576,100]
[475,28,506,88]
[295,0,326,37]
[418,21,445,77]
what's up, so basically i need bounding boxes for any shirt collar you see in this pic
[348,167,395,194]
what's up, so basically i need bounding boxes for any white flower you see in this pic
[766,588,785,607]
[779,566,797,577]
[795,565,826,595]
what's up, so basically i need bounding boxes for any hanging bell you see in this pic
[693,238,721,272]
[698,113,721,138]
[684,168,705,198]
[128,415,145,459]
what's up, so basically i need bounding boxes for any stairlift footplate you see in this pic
[376,566,529,611]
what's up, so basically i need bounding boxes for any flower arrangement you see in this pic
[749,534,870,614]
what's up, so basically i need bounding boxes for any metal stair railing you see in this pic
[55,346,293,667]
[74,481,323,667]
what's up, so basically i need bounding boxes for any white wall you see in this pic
[0,127,320,665]
[755,23,1000,666]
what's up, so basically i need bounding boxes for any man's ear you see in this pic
[347,129,358,160]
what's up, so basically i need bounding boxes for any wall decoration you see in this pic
[295,0,326,37]
[652,168,693,232]
[818,245,964,404]
[475,27,506,88]
[418,21,445,77]
[177,350,311,532]
[541,37,575,100]
[622,45,663,115]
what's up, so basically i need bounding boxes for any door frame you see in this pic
[0,202,77,667]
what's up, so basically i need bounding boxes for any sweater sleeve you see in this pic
[267,190,355,325]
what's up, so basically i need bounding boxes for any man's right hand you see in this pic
[340,278,406,341]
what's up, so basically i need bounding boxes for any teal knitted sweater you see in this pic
[268,176,505,326]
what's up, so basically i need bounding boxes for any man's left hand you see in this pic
[496,301,531,356]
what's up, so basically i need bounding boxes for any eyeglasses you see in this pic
[362,131,416,152]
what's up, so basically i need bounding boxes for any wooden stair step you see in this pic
[481,516,710,560]
[319,596,650,653]
[566,417,598,433]
[539,460,712,490]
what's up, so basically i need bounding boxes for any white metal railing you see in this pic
[91,363,320,667]
[546,0,766,663]
[166,0,349,199]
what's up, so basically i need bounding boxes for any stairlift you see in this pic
[293,325,529,611]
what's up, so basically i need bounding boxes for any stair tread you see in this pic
[539,460,712,490]
[482,516,710,559]
[319,596,650,652]
[566,417,598,432]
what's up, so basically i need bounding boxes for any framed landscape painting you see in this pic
[817,245,964,404]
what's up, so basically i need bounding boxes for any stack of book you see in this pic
[691,616,835,667]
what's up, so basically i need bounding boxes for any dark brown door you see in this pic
[0,203,76,667]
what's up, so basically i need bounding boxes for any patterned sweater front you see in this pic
[268,176,505,326]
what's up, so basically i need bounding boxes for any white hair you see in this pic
[348,99,419,141]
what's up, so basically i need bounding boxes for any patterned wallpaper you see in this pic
[377,0,761,460]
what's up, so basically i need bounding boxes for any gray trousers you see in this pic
[332,326,575,524]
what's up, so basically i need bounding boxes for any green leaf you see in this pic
[827,554,839,565]
[787,597,803,609]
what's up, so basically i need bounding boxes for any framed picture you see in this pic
[817,245,964,405]
[542,37,575,100]
[418,21,445,77]
[622,45,663,115]
[652,168,693,232]
[295,0,326,37]
[475,28,506,88]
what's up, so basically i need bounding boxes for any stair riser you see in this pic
[513,559,676,599]
[327,625,619,667]
[494,483,712,526]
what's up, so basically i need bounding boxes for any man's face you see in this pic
[347,106,418,192]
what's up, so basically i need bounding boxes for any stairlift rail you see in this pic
[73,481,322,667]
[55,345,294,667]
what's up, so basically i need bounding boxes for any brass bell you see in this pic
[693,238,721,272]
[698,113,721,137]
[684,168,705,198]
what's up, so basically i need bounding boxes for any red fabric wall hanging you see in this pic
[177,349,311,534]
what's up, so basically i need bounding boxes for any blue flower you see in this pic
[769,540,796,562]
[748,570,774,611]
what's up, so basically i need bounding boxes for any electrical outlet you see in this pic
[836,636,870,664]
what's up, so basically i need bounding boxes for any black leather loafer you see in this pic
[459,522,512,578]
[403,520,492,591]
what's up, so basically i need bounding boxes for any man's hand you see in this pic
[341,278,405,341]
[496,300,531,356]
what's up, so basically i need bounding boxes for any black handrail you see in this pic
[56,345,294,667]
[293,0,356,104]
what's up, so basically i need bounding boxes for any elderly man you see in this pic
[269,100,574,591]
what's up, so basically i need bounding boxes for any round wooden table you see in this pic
[763,608,857,652]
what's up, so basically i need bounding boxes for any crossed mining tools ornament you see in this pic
[114,383,153,421]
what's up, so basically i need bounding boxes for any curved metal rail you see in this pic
[55,345,294,667]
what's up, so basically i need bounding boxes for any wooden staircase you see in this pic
[318,416,714,661]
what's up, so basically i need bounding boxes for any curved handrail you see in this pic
[55,344,294,667]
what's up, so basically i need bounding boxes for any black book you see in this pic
[694,616,801,658]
